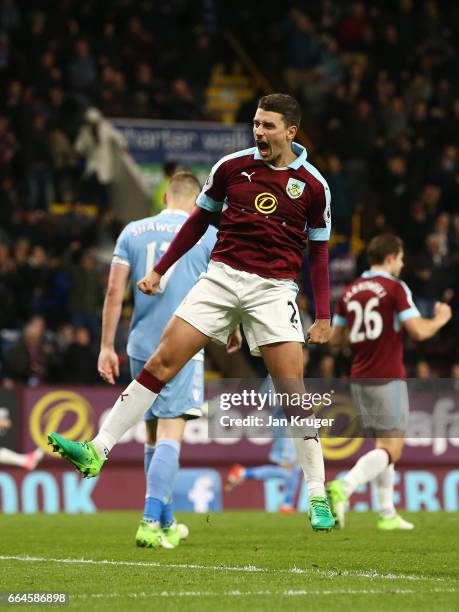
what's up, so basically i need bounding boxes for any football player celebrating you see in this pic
[49,93,335,532]
[327,234,451,530]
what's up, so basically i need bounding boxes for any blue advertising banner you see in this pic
[112,118,253,166]
[1,465,457,513]
[173,468,222,512]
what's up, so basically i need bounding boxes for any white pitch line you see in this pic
[0,555,454,584]
[70,587,459,599]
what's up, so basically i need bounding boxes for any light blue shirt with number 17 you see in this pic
[113,209,217,362]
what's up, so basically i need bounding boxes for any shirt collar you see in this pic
[362,270,395,280]
[158,208,189,217]
[253,142,307,169]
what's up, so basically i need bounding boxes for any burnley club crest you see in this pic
[286,178,306,199]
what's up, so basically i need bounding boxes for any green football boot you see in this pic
[308,496,335,532]
[326,479,348,529]
[48,432,105,478]
[377,513,414,530]
[161,524,181,548]
[161,522,189,548]
[135,520,173,549]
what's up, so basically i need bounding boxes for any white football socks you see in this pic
[375,463,396,518]
[0,447,28,467]
[293,436,326,498]
[92,379,158,458]
[343,448,389,497]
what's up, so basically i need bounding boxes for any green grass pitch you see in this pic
[1,511,458,611]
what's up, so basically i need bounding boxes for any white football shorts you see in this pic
[174,260,304,356]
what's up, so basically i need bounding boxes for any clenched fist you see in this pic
[307,319,331,344]
[434,301,452,325]
[138,270,162,295]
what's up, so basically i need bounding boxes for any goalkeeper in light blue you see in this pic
[97,171,241,549]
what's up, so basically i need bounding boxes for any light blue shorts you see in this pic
[269,436,297,466]
[130,356,204,420]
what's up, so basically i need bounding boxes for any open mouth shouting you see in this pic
[256,140,271,159]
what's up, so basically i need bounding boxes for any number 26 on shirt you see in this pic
[347,297,383,343]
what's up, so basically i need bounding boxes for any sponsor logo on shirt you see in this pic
[254,192,278,215]
[286,178,306,199]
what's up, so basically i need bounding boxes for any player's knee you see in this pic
[377,440,403,463]
[145,350,177,382]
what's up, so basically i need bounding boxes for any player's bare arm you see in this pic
[403,301,452,341]
[99,263,130,383]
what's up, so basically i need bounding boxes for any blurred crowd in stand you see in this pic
[0,0,457,385]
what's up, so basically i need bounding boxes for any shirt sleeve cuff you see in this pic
[112,255,130,267]
[332,314,347,327]
[398,307,420,321]
[308,227,331,240]
[197,193,223,212]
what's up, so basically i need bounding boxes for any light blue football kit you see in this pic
[113,209,217,420]
[113,209,217,529]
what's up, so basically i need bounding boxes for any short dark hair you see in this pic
[367,234,404,265]
[257,93,301,128]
